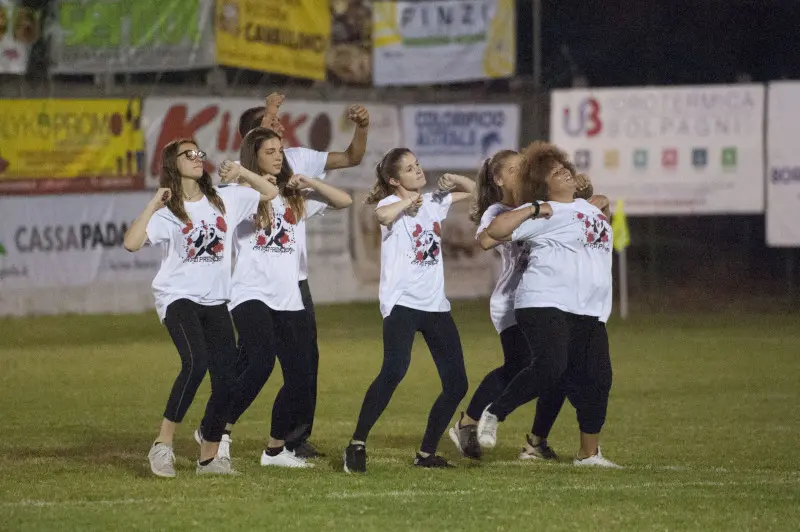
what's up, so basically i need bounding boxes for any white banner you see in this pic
[550,85,765,215]
[0,192,161,291]
[372,0,515,86]
[767,82,800,247]
[401,104,519,170]
[143,97,401,190]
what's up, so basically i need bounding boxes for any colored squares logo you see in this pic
[722,147,737,168]
[604,150,619,169]
[662,148,678,168]
[575,150,591,170]
[633,149,648,169]
[692,148,708,168]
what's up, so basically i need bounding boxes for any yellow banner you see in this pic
[0,99,144,180]
[215,0,330,81]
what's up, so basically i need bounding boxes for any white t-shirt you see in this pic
[511,199,613,322]
[477,203,530,333]
[284,147,328,281]
[145,185,261,323]
[377,191,453,318]
[229,194,327,311]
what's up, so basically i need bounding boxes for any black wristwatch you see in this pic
[529,201,541,219]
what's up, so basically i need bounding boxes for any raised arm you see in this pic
[219,160,279,201]
[476,229,507,249]
[325,105,369,170]
[486,203,553,241]
[438,173,476,203]
[124,188,171,252]
[290,175,353,210]
[375,194,422,226]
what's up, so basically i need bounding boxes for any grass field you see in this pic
[1,300,799,531]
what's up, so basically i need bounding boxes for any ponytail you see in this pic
[365,148,412,205]
[469,150,517,224]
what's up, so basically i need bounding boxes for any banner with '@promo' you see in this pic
[766,82,800,247]
[0,99,145,195]
[372,0,515,86]
[401,104,520,170]
[142,97,401,190]
[215,0,330,81]
[49,0,215,73]
[550,85,765,216]
[0,0,40,74]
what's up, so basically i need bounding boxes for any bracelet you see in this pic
[530,202,540,218]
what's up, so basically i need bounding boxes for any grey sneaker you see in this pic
[519,434,559,460]
[196,456,239,475]
[448,413,482,460]
[148,442,176,478]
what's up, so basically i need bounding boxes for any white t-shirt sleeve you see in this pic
[510,203,551,241]
[285,147,328,180]
[304,198,328,219]
[476,203,504,239]
[427,190,453,220]
[217,184,261,227]
[376,195,402,209]
[145,210,172,246]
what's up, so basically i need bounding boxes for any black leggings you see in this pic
[465,325,566,438]
[286,279,319,446]
[489,307,612,435]
[229,300,314,442]
[162,299,237,443]
[352,305,468,454]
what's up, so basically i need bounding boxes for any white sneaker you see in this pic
[573,448,622,468]
[195,428,232,461]
[260,448,314,468]
[196,456,239,475]
[477,406,499,448]
[148,442,176,478]
[218,434,232,461]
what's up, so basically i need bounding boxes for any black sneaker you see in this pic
[519,434,559,460]
[413,453,455,468]
[293,441,326,459]
[343,443,367,473]
[448,413,482,460]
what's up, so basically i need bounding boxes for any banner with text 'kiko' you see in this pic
[550,85,765,215]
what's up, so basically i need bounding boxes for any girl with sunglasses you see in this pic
[123,139,278,477]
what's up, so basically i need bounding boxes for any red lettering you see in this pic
[279,114,308,147]
[218,111,231,152]
[150,105,219,176]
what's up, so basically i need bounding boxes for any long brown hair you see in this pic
[365,148,413,205]
[469,150,518,224]
[517,141,576,204]
[160,139,225,225]
[240,127,304,230]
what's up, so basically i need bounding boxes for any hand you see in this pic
[149,188,171,210]
[348,104,370,128]
[265,174,278,185]
[438,173,457,191]
[218,160,241,184]
[574,173,594,199]
[265,92,285,115]
[532,202,553,220]
[286,174,314,189]
[589,194,610,211]
[405,193,423,217]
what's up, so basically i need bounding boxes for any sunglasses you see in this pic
[178,149,207,161]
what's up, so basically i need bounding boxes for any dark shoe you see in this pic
[413,453,455,468]
[292,441,325,459]
[343,443,367,473]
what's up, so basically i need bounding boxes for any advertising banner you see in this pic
[401,104,519,170]
[49,0,215,73]
[143,97,401,190]
[766,82,800,247]
[215,0,330,80]
[550,85,765,215]
[327,0,372,84]
[372,0,515,86]
[0,99,145,195]
[0,1,40,74]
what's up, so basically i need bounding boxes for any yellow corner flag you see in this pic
[612,199,630,252]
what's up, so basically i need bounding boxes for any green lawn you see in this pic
[1,301,799,531]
